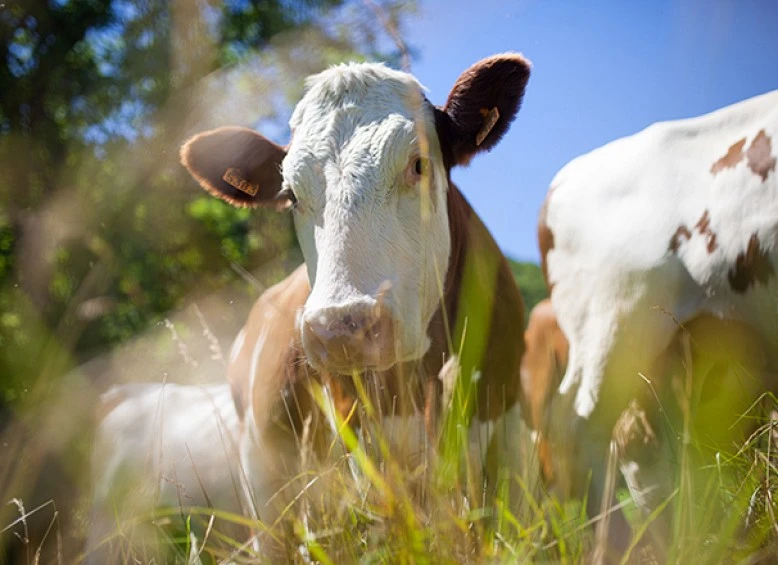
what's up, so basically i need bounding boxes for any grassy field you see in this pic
[30,389,778,564]
[82,391,777,564]
[2,261,778,564]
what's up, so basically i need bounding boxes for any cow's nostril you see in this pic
[366,320,382,340]
[347,319,360,333]
[340,313,368,335]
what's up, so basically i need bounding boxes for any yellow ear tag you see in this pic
[475,107,500,147]
[223,167,260,197]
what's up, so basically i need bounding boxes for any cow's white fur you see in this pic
[87,383,244,561]
[285,63,451,370]
[544,89,778,499]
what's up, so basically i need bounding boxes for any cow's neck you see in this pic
[432,183,526,422]
[294,184,525,441]
[364,183,526,431]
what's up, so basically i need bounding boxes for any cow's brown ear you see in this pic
[180,126,290,208]
[436,53,531,167]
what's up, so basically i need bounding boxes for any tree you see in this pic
[509,259,549,319]
[0,0,416,395]
[0,1,416,558]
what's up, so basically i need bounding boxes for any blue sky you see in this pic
[404,0,778,262]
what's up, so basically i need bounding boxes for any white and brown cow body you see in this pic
[540,89,778,514]
[86,383,245,562]
[518,302,768,510]
[182,56,531,534]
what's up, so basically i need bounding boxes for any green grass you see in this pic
[3,261,778,564]
[4,420,778,563]
[46,385,778,564]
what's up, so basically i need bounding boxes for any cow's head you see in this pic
[181,54,530,374]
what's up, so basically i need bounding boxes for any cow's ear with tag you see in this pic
[435,53,531,167]
[180,126,291,209]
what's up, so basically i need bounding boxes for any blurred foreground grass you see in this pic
[0,256,548,563]
[3,261,778,564]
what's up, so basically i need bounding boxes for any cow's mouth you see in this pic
[302,328,397,374]
[301,323,432,375]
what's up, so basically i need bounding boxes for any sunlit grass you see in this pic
[2,269,778,565]
[3,299,778,564]
[49,388,776,563]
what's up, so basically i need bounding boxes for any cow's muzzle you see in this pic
[301,302,398,373]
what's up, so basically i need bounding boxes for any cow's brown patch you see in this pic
[746,130,776,182]
[695,210,710,233]
[710,131,776,182]
[710,138,746,175]
[442,184,526,421]
[538,191,555,291]
[668,225,692,253]
[728,233,774,293]
[706,234,718,253]
[694,209,718,253]
[520,299,568,484]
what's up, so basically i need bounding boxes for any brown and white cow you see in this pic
[181,55,531,537]
[540,89,778,526]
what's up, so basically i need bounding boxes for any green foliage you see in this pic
[219,0,343,66]
[0,0,415,403]
[0,220,13,281]
[507,258,548,318]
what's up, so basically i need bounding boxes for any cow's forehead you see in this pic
[289,62,428,135]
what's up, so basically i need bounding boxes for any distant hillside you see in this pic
[508,259,548,319]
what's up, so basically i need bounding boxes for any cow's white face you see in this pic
[282,64,451,372]
[180,53,531,375]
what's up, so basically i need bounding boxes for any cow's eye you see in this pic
[406,155,430,185]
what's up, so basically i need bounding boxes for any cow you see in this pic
[519,298,567,483]
[539,89,778,545]
[85,383,245,563]
[180,54,532,546]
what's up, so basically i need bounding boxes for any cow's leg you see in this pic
[240,411,313,560]
[550,292,681,560]
[436,355,530,514]
[241,375,345,561]
[84,495,116,565]
[613,399,674,561]
[614,401,670,514]
[603,316,767,560]
[479,402,541,520]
